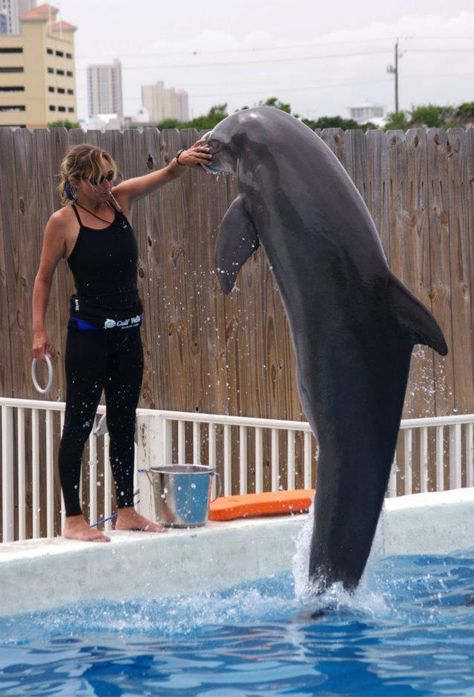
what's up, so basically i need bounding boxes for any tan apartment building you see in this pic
[142,80,189,123]
[0,3,77,128]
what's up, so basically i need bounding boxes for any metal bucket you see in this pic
[146,465,216,528]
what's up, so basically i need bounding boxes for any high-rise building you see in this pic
[87,58,123,118]
[141,80,189,123]
[0,0,36,35]
[0,2,77,128]
[0,11,8,34]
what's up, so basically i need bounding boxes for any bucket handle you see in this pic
[210,471,223,502]
[141,467,221,502]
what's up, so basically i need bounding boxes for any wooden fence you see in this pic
[0,126,473,421]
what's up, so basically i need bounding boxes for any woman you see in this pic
[32,141,212,542]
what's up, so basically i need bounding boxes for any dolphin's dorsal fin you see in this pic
[389,274,448,355]
[216,195,260,293]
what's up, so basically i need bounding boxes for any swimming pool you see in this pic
[1,549,473,696]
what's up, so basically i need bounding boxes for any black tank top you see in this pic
[67,204,143,323]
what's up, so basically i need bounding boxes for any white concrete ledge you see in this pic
[0,488,473,617]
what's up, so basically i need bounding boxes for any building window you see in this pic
[0,86,24,92]
[0,105,26,111]
[57,87,65,94]
[55,50,64,57]
[47,67,54,74]
[0,47,23,53]
[67,89,74,95]
[66,52,72,59]
[48,86,55,93]
[68,107,74,113]
[47,48,53,55]
[58,106,66,112]
[49,105,56,111]
[0,67,24,73]
[56,69,64,76]
[66,71,73,77]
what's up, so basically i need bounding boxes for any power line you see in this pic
[75,49,393,72]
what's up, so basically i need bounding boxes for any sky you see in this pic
[54,0,474,121]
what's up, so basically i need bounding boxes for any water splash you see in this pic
[291,504,391,619]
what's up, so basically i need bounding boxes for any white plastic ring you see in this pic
[31,355,53,394]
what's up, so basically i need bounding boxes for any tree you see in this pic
[452,102,474,126]
[302,115,360,130]
[384,111,410,130]
[181,103,229,131]
[157,118,182,129]
[47,119,80,129]
[261,97,292,114]
[409,104,455,128]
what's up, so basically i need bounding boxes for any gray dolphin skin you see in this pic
[203,106,448,593]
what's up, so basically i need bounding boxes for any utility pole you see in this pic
[386,40,399,113]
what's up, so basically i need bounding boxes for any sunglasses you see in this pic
[88,171,115,186]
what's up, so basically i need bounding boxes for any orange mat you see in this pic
[209,489,315,521]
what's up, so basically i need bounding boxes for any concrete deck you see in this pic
[1,488,473,616]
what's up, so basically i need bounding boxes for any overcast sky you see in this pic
[55,0,474,121]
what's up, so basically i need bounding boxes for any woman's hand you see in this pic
[176,141,212,168]
[32,330,50,360]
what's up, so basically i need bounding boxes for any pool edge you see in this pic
[1,487,473,616]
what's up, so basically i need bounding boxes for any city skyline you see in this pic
[54,0,474,122]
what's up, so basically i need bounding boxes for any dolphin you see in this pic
[202,106,448,592]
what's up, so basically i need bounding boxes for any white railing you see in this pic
[1,396,473,543]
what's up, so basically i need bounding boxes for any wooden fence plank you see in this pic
[426,128,456,416]
[446,129,474,415]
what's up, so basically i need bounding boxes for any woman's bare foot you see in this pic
[115,508,166,532]
[63,514,111,542]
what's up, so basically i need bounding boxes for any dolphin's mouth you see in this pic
[199,130,234,175]
[200,162,222,175]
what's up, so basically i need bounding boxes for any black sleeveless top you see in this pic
[67,204,143,325]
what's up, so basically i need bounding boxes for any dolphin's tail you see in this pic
[389,274,448,356]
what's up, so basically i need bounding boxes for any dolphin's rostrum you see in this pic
[203,106,447,592]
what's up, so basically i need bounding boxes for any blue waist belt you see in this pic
[71,314,143,331]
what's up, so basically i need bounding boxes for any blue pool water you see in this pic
[0,550,473,696]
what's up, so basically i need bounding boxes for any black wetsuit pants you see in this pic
[58,323,143,517]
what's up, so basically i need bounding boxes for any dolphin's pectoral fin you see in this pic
[216,195,260,293]
[389,274,448,356]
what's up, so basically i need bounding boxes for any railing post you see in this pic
[1,406,14,542]
[466,424,473,488]
[103,433,112,531]
[46,410,54,538]
[223,424,232,495]
[209,422,217,497]
[178,420,185,463]
[420,427,428,493]
[31,409,40,539]
[193,422,201,465]
[136,413,163,520]
[88,432,98,528]
[388,457,397,497]
[436,426,444,492]
[255,427,263,493]
[449,424,462,489]
[239,426,248,495]
[271,428,279,491]
[287,430,295,489]
[303,431,312,489]
[404,429,413,495]
[17,408,26,540]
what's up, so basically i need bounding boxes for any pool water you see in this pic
[1,550,473,696]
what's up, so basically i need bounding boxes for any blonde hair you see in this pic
[58,144,118,205]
